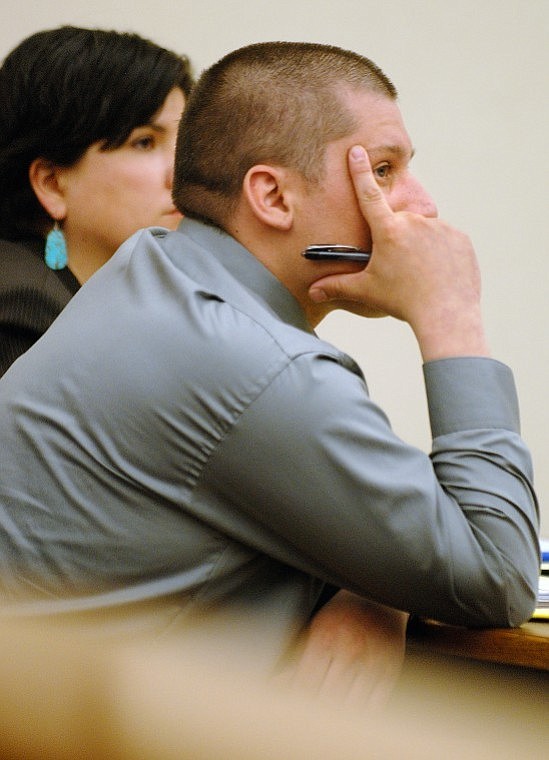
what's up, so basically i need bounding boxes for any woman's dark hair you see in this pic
[0,26,193,238]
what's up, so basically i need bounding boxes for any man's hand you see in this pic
[282,590,408,712]
[309,145,490,361]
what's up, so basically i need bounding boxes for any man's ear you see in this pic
[28,158,67,221]
[242,165,294,230]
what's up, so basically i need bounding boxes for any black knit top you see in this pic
[0,238,80,376]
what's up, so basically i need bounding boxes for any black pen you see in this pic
[302,244,371,263]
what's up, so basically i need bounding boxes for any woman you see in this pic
[0,26,193,374]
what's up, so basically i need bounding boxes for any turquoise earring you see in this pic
[44,222,68,270]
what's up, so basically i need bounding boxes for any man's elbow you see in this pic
[476,569,538,629]
[500,579,538,628]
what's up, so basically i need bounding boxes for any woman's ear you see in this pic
[242,165,295,230]
[28,158,67,221]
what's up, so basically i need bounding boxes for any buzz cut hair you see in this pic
[173,41,396,230]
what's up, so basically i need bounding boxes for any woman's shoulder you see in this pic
[0,237,81,376]
[0,237,47,281]
[0,237,79,297]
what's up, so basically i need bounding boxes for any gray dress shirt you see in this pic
[0,220,540,657]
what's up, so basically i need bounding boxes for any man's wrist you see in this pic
[413,307,490,362]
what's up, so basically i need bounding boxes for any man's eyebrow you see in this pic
[368,145,416,159]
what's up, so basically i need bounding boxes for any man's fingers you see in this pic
[347,145,393,227]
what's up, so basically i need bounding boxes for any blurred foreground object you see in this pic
[0,614,547,760]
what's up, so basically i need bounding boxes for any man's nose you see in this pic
[394,175,438,218]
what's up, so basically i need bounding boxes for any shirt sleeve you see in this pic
[197,353,539,628]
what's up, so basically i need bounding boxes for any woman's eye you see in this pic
[374,163,391,179]
[131,134,156,150]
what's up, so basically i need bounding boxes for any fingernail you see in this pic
[309,288,328,303]
[350,145,365,161]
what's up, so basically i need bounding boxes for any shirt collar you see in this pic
[177,218,313,334]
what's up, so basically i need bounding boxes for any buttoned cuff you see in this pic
[423,357,520,437]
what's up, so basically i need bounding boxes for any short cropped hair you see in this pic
[173,41,396,229]
[0,26,194,239]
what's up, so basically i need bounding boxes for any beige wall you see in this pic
[2,1,547,533]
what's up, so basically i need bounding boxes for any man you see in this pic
[0,43,539,699]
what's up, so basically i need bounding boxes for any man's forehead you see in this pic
[344,88,410,135]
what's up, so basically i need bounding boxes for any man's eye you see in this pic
[374,163,391,179]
